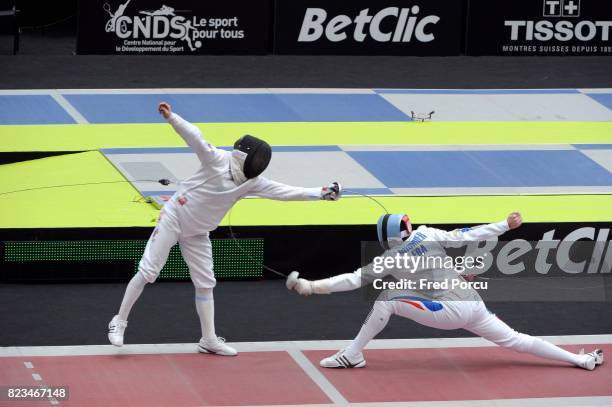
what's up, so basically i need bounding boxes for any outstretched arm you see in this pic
[429,212,522,248]
[287,269,365,296]
[250,178,341,201]
[287,254,386,296]
[287,213,522,295]
[159,102,223,165]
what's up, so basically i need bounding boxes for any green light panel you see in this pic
[4,239,264,279]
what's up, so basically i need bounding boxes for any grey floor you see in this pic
[1,280,610,346]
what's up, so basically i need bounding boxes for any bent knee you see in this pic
[195,287,214,302]
[137,268,157,284]
[374,300,394,319]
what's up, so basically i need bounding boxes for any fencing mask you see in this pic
[376,214,412,250]
[232,135,272,180]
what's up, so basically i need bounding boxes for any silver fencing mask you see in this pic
[376,214,412,250]
[233,135,272,179]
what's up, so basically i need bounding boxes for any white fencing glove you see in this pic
[320,182,342,201]
[296,279,314,296]
[286,272,313,296]
[286,271,300,290]
[286,271,331,296]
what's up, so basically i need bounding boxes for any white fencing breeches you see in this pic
[379,295,535,350]
[138,208,216,289]
[349,293,583,366]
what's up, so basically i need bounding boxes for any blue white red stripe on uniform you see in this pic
[390,295,444,312]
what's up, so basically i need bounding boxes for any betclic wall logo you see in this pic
[274,0,462,55]
[297,6,440,44]
[503,0,612,54]
[102,0,245,53]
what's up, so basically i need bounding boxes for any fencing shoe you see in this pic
[320,349,366,368]
[108,315,128,347]
[579,349,604,371]
[198,337,238,356]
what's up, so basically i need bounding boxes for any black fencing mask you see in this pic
[233,135,272,179]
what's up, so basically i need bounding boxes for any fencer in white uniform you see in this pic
[108,102,342,355]
[288,212,604,370]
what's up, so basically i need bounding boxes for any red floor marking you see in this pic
[0,352,330,406]
[166,352,330,405]
[0,358,37,385]
[306,344,612,403]
[0,358,46,407]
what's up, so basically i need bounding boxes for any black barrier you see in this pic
[274,0,463,55]
[466,0,612,56]
[76,0,271,54]
[2,222,610,283]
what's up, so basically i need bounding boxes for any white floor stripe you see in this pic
[287,349,347,405]
[268,396,612,407]
[265,88,375,94]
[49,90,89,124]
[57,88,375,94]
[582,150,612,173]
[1,335,610,357]
[257,404,334,407]
[579,88,612,94]
[389,186,612,196]
[376,88,582,92]
[0,89,55,95]
[0,88,608,95]
[24,361,33,368]
[340,144,576,151]
[32,373,42,381]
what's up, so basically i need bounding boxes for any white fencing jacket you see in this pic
[165,113,321,236]
[323,221,511,301]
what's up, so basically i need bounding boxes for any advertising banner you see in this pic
[466,0,612,55]
[77,0,271,54]
[274,0,463,55]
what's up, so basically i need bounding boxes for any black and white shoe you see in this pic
[198,337,238,356]
[320,349,366,368]
[579,349,604,371]
[108,315,127,347]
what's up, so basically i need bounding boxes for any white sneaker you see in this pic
[579,349,604,371]
[320,349,366,368]
[198,337,238,356]
[108,315,128,347]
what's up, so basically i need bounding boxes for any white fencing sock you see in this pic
[118,272,147,321]
[195,288,216,341]
[529,337,585,366]
[345,301,392,357]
